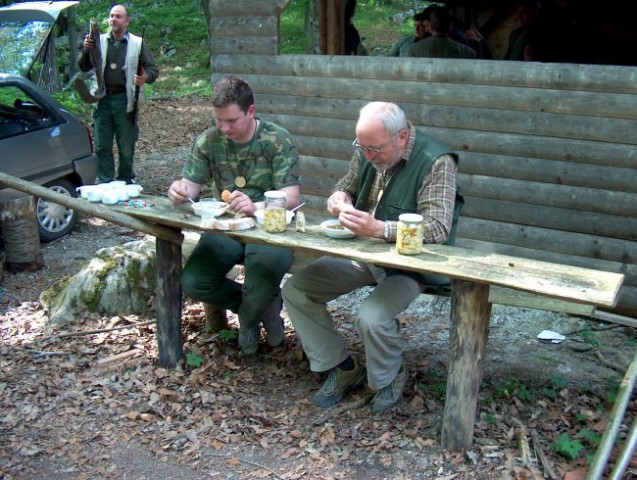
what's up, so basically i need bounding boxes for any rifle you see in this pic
[132,26,145,125]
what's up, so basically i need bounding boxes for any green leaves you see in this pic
[553,433,584,460]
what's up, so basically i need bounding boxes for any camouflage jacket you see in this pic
[182,118,299,202]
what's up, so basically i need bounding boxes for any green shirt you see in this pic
[182,118,299,202]
[388,34,417,57]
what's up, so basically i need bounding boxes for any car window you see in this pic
[0,19,53,76]
[0,85,55,140]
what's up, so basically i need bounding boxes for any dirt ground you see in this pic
[1,97,636,479]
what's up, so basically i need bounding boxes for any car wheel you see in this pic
[36,178,78,242]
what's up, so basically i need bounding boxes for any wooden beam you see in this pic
[212,54,637,94]
[0,172,183,245]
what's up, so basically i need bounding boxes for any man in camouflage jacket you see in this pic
[168,76,301,355]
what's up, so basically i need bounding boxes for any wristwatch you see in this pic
[383,221,390,241]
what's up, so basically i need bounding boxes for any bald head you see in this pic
[357,102,408,136]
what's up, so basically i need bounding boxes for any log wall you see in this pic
[206,0,290,55]
[211,54,637,316]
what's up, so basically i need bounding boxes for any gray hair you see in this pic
[359,102,408,135]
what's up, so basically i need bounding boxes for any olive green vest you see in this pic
[354,130,464,246]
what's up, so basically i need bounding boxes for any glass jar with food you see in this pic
[263,190,287,233]
[396,213,424,255]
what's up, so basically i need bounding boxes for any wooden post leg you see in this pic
[441,279,491,451]
[1,196,44,272]
[155,233,183,368]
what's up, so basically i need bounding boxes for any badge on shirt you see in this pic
[110,62,118,70]
[234,176,247,188]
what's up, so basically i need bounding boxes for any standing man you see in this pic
[282,102,460,414]
[78,4,159,184]
[168,76,301,355]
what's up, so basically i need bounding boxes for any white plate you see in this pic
[320,219,356,239]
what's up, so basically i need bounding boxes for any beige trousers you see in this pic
[282,256,423,390]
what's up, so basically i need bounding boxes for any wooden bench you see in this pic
[211,54,637,318]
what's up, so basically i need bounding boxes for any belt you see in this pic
[106,86,126,95]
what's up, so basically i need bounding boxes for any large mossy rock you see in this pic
[41,240,156,324]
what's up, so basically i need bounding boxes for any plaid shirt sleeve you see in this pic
[384,154,457,244]
[331,154,361,202]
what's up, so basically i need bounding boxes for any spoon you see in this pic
[290,202,306,213]
[187,197,196,205]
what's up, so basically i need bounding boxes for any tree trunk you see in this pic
[66,7,79,79]
[305,0,322,54]
[197,0,214,61]
[0,197,44,273]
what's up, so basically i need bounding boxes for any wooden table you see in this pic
[111,195,625,450]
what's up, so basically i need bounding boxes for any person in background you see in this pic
[78,4,158,184]
[167,76,301,355]
[387,10,429,57]
[405,6,477,59]
[504,1,540,60]
[344,0,367,55]
[282,102,460,414]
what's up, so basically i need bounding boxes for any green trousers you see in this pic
[182,232,293,329]
[93,92,139,183]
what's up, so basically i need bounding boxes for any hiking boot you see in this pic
[371,363,408,414]
[238,326,260,355]
[312,355,366,408]
[261,294,284,347]
[203,303,228,332]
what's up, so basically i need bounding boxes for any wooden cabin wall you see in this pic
[205,0,290,55]
[211,54,637,316]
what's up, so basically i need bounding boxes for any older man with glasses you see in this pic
[282,101,462,414]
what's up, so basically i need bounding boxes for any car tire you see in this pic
[36,178,78,243]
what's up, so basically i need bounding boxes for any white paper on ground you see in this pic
[537,329,566,343]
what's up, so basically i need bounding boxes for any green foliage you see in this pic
[579,328,600,348]
[484,412,498,425]
[551,374,569,389]
[553,433,585,460]
[186,351,203,368]
[577,428,601,446]
[575,413,591,424]
[280,0,309,54]
[603,378,620,407]
[494,377,535,403]
[217,329,238,342]
[415,370,446,399]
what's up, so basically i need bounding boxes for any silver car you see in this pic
[0,1,98,242]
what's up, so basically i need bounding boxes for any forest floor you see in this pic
[1,97,636,479]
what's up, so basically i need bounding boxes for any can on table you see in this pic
[396,213,424,255]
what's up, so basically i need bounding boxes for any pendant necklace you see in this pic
[233,119,258,189]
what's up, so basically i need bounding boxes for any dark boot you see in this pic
[204,303,228,332]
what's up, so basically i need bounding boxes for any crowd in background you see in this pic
[349,0,608,65]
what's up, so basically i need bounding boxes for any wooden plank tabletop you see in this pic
[111,196,624,308]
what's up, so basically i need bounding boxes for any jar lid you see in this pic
[399,213,423,222]
[264,190,287,199]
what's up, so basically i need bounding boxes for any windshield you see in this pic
[0,18,54,75]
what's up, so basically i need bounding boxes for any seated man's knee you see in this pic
[181,269,200,299]
[281,277,295,303]
[357,301,400,335]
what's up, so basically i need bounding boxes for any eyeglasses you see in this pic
[352,135,396,155]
